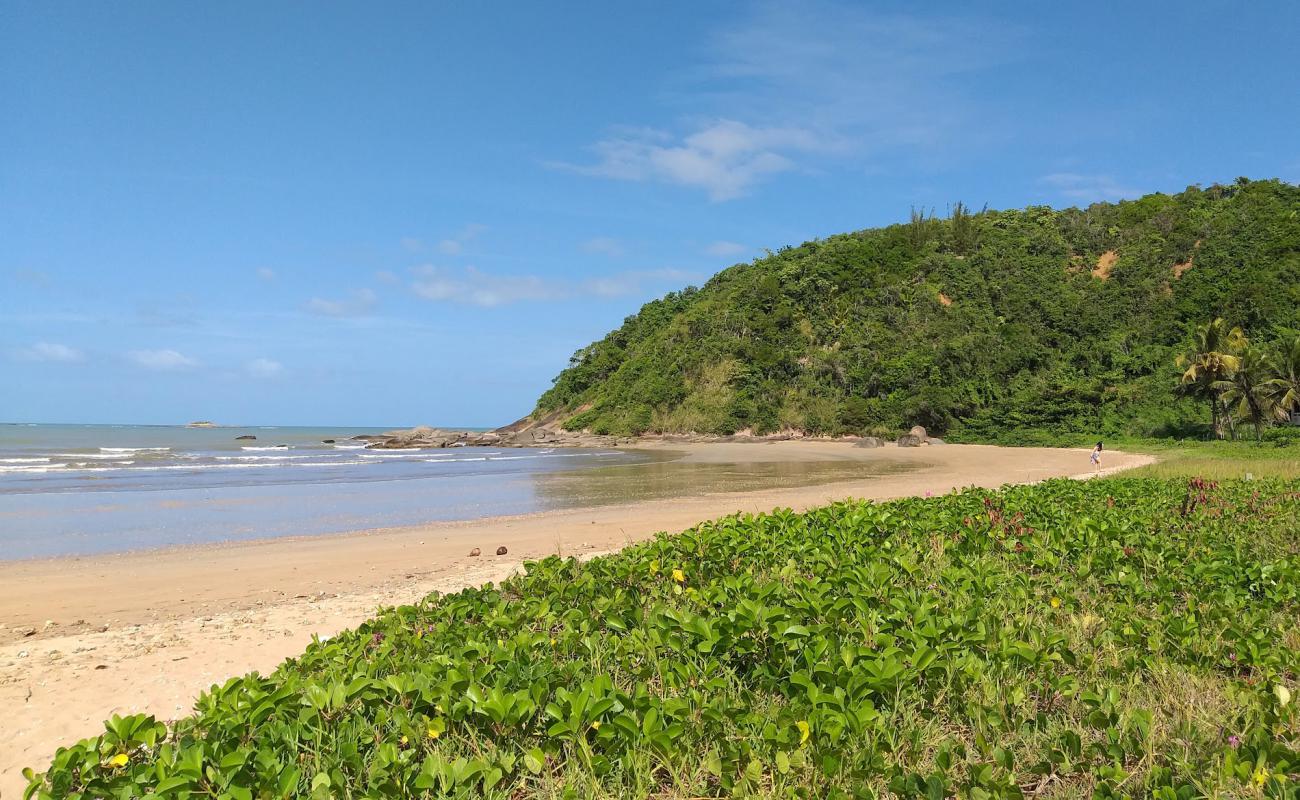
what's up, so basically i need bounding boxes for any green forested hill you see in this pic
[536,179,1300,440]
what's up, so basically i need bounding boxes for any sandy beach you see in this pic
[0,441,1150,796]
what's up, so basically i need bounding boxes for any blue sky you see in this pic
[3,1,1298,426]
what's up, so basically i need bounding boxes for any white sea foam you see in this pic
[360,452,430,458]
[56,452,151,460]
[241,445,290,451]
[214,454,316,461]
[0,457,50,463]
[100,447,170,453]
[333,444,367,450]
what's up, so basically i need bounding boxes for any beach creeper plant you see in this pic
[25,476,1300,799]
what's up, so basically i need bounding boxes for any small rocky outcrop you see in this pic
[909,425,928,440]
[896,434,924,447]
[853,437,884,448]
[235,435,257,441]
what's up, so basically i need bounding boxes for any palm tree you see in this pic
[1263,335,1300,423]
[1216,346,1274,441]
[1176,318,1245,439]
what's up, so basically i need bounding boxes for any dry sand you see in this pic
[0,442,1150,796]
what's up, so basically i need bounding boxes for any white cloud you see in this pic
[554,120,827,201]
[256,267,276,281]
[306,288,378,317]
[246,358,282,378]
[556,6,1018,200]
[128,349,198,370]
[704,240,748,257]
[434,224,488,256]
[375,269,400,285]
[1041,173,1144,202]
[410,266,699,307]
[580,237,627,258]
[582,268,699,298]
[411,266,563,307]
[14,341,83,362]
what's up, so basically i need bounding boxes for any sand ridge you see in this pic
[0,442,1151,796]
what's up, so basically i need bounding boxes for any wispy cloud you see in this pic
[410,266,699,307]
[13,341,83,363]
[306,288,378,317]
[582,268,699,298]
[1041,172,1144,202]
[411,266,563,307]
[11,268,52,287]
[437,223,488,256]
[246,357,283,378]
[580,237,627,258]
[128,349,198,370]
[256,267,276,281]
[557,4,1019,200]
[553,120,830,201]
[704,240,749,257]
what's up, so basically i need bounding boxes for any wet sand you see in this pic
[0,442,1151,795]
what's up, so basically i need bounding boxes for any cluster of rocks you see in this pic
[852,426,945,448]
[357,416,633,450]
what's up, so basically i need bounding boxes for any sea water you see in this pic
[0,423,653,559]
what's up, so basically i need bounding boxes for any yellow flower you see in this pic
[1254,769,1269,786]
[399,735,409,746]
[426,727,441,740]
[550,637,558,647]
[796,720,810,746]
[1050,597,1061,609]
[591,720,602,731]
[104,753,129,769]
[672,569,685,583]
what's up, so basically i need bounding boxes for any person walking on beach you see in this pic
[1090,441,1103,473]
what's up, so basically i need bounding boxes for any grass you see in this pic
[25,476,1300,799]
[1121,439,1300,481]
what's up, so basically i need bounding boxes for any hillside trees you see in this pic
[533,180,1300,440]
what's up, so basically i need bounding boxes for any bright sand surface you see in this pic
[0,442,1151,795]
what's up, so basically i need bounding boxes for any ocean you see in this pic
[0,423,655,560]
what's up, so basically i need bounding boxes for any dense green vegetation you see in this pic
[1177,319,1300,441]
[28,477,1300,799]
[535,179,1300,439]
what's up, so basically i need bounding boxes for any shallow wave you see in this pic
[100,447,170,453]
[0,457,50,463]
[56,452,155,460]
[214,454,317,461]
[241,445,290,451]
[360,452,432,459]
[333,444,367,450]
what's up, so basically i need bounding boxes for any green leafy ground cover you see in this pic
[27,478,1300,799]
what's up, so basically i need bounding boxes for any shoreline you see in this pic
[0,442,1152,795]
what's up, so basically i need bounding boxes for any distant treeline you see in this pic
[535,179,1300,441]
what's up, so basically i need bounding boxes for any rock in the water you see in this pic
[468,547,481,557]
[854,437,884,448]
[896,434,924,447]
[495,546,508,556]
[322,439,335,444]
[908,425,928,440]
[235,435,256,440]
